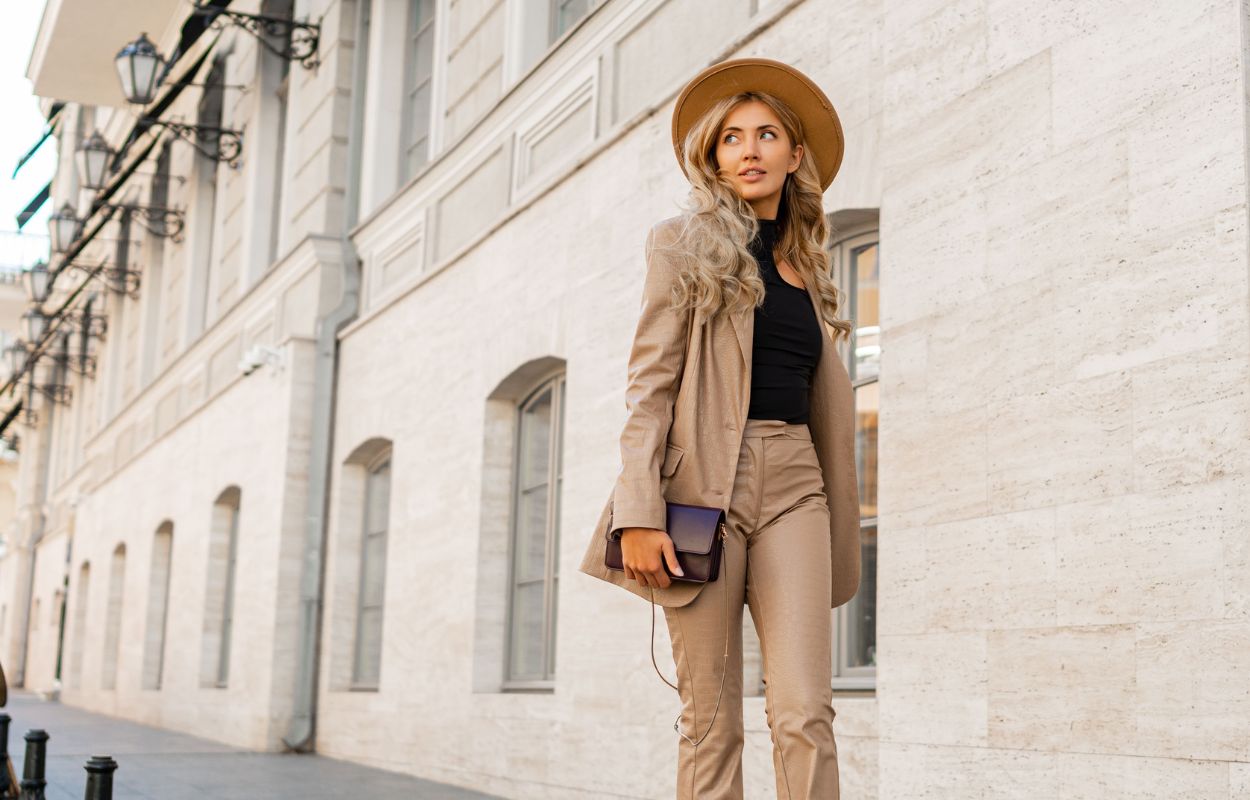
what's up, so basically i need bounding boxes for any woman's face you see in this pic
[714,100,803,220]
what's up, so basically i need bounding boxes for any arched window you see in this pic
[101,544,127,690]
[354,450,392,687]
[69,562,91,690]
[139,140,173,386]
[201,487,241,688]
[187,56,227,338]
[473,357,566,693]
[143,521,175,690]
[828,210,879,686]
[505,371,565,686]
[328,437,393,692]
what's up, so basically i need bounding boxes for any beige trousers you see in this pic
[663,417,839,799]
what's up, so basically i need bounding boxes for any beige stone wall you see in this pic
[874,0,1250,795]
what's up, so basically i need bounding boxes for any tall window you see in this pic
[103,209,133,419]
[188,56,226,338]
[201,487,241,688]
[345,0,372,228]
[101,544,127,690]
[400,0,436,180]
[140,140,172,385]
[69,562,91,689]
[143,522,174,690]
[505,372,565,687]
[352,453,391,688]
[262,0,293,267]
[829,219,879,686]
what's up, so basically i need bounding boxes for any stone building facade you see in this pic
[1,0,1247,797]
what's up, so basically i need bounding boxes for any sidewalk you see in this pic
[2,691,504,799]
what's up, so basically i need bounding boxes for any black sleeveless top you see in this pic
[745,217,823,424]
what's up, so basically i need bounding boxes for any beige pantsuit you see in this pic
[577,214,861,799]
[666,417,837,800]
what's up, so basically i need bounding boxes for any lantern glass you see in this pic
[22,309,47,343]
[115,32,163,105]
[6,342,27,376]
[76,131,113,189]
[22,261,49,304]
[49,202,79,253]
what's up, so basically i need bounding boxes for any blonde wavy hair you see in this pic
[657,90,852,344]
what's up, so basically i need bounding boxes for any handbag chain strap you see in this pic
[649,520,730,748]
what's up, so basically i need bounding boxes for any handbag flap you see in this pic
[665,502,725,556]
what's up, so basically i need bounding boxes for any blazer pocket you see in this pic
[660,443,686,478]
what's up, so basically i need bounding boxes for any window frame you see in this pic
[216,499,241,688]
[827,224,880,690]
[350,447,393,690]
[502,369,565,690]
[399,0,437,181]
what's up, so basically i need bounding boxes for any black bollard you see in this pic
[82,756,116,800]
[0,713,11,800]
[19,729,48,800]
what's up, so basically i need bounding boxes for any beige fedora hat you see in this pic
[671,57,845,191]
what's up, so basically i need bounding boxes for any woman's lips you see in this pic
[740,171,766,182]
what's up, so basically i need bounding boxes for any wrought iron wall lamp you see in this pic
[50,202,184,256]
[21,260,51,305]
[49,203,80,253]
[21,308,48,344]
[76,130,114,190]
[115,33,247,168]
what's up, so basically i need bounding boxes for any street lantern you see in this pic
[5,342,28,377]
[49,202,79,253]
[22,308,48,344]
[76,130,114,190]
[115,32,165,105]
[22,260,50,305]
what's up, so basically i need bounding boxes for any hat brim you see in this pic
[671,58,845,192]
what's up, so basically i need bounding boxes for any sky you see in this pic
[0,2,57,274]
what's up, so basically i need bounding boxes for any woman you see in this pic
[577,57,861,800]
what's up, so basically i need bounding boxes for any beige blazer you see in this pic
[577,214,862,609]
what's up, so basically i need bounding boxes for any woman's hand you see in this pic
[620,527,685,588]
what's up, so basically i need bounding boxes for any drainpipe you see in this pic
[282,35,367,747]
[282,226,360,752]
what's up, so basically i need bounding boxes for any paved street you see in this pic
[2,691,503,799]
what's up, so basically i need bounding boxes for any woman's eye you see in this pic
[723,130,776,143]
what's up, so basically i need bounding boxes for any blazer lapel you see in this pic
[729,306,751,370]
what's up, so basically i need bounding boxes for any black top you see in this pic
[745,217,823,424]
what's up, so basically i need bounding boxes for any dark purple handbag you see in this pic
[605,501,726,582]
